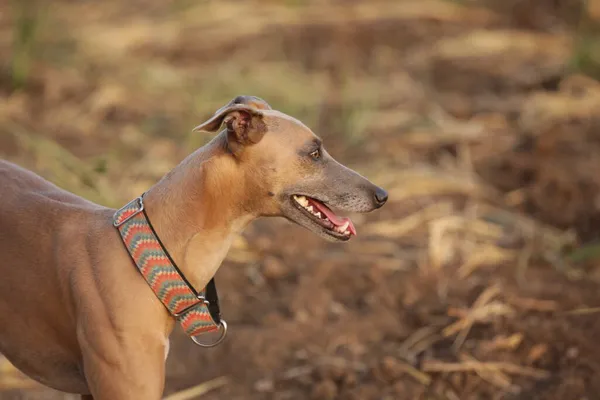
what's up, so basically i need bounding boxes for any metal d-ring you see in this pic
[190,320,228,348]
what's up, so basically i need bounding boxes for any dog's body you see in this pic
[0,96,386,399]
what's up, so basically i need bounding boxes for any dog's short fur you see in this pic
[0,96,387,399]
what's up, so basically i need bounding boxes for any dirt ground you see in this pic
[2,0,600,399]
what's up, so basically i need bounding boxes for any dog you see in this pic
[0,96,387,399]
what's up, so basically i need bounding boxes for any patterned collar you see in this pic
[113,195,227,347]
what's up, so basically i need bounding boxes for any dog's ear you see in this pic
[231,95,272,111]
[193,96,270,147]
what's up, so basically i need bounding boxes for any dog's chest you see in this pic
[164,338,170,360]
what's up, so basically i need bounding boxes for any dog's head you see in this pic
[193,95,387,242]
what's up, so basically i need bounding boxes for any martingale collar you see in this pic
[113,195,227,348]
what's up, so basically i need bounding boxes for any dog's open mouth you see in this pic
[292,195,356,238]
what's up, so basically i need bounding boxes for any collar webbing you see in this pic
[113,195,227,347]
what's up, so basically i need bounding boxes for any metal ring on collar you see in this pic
[190,320,228,348]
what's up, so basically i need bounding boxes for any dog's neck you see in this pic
[141,133,255,291]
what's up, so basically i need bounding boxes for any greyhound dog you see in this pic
[0,96,387,399]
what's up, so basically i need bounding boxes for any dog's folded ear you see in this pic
[192,96,271,147]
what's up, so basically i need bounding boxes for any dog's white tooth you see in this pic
[344,230,350,235]
[299,196,308,206]
[315,212,321,218]
[340,221,350,232]
[294,195,309,207]
[307,205,313,212]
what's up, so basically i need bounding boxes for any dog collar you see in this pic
[112,195,227,347]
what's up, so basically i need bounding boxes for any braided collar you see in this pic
[113,195,227,347]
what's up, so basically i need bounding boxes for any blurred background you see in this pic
[2,0,600,399]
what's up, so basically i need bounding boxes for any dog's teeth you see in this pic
[339,221,350,232]
[294,195,309,207]
[307,205,313,212]
[315,212,321,218]
[344,230,350,235]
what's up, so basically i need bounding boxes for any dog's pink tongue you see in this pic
[308,198,357,236]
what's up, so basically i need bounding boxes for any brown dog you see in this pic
[0,96,387,399]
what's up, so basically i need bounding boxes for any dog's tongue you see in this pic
[307,198,357,236]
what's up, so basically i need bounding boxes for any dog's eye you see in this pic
[310,149,321,160]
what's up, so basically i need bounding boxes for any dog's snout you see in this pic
[373,187,388,208]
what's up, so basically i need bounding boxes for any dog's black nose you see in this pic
[374,187,388,208]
